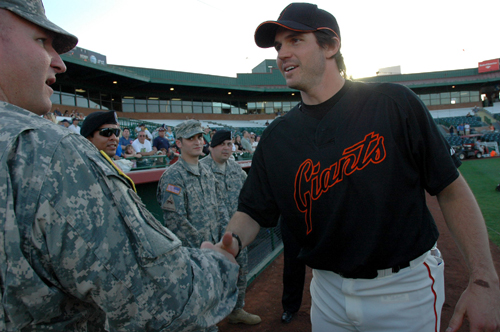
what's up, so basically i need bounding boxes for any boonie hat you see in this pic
[176,119,204,139]
[210,130,232,147]
[0,0,78,54]
[80,111,118,138]
[254,2,340,48]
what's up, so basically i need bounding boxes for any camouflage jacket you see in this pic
[199,157,247,217]
[156,158,229,248]
[0,103,238,331]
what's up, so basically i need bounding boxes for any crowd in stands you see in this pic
[42,112,261,170]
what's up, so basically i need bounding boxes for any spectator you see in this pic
[153,126,170,155]
[119,127,133,150]
[169,144,180,165]
[80,111,120,159]
[132,131,158,156]
[166,125,175,145]
[43,112,57,123]
[234,135,244,152]
[123,144,142,158]
[68,117,80,134]
[241,131,253,153]
[132,130,157,156]
[449,125,455,136]
[53,108,62,116]
[203,126,212,144]
[139,123,153,140]
[457,123,464,136]
[0,1,238,330]
[465,122,471,135]
[59,119,70,128]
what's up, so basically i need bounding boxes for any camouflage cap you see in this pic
[0,0,78,54]
[175,119,204,139]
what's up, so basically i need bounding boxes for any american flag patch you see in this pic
[166,184,181,195]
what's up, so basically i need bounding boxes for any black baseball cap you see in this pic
[255,3,340,48]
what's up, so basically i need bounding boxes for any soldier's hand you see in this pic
[201,234,237,264]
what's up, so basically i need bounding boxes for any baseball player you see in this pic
[217,3,500,332]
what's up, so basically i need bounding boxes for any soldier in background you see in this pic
[0,1,238,330]
[157,120,232,331]
[201,130,261,325]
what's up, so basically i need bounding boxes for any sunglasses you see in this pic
[138,135,146,137]
[98,128,121,137]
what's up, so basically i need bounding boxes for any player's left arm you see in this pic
[436,172,500,332]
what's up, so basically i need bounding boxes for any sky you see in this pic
[43,0,500,79]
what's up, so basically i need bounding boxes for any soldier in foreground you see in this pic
[0,0,238,330]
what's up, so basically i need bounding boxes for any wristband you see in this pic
[232,233,242,259]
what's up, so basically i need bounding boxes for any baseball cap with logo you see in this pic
[0,0,78,54]
[254,2,340,48]
[175,120,204,139]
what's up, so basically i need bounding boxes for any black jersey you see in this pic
[238,81,460,277]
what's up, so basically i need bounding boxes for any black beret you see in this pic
[210,130,232,147]
[81,111,118,138]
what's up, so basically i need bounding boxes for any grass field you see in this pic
[459,157,500,247]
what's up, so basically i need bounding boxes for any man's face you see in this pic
[72,120,79,126]
[88,124,120,158]
[138,131,146,143]
[177,133,204,158]
[0,10,67,115]
[274,28,327,93]
[210,140,233,164]
[159,129,166,137]
[122,128,130,138]
[62,121,69,128]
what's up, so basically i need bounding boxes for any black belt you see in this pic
[337,260,411,279]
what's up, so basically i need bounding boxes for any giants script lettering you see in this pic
[294,132,386,234]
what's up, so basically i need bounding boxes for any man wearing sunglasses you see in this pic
[81,111,121,159]
[132,130,157,156]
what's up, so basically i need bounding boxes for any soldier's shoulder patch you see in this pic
[162,194,176,211]
[166,184,182,195]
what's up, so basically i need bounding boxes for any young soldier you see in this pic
[157,120,232,331]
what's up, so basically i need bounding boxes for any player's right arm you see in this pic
[213,211,261,257]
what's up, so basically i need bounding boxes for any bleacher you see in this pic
[434,116,484,128]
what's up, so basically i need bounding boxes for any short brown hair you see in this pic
[314,31,346,79]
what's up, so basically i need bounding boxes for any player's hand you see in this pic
[446,279,500,332]
[200,233,237,264]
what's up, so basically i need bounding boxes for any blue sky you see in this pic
[43,0,500,78]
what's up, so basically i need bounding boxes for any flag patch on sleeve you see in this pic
[166,184,181,195]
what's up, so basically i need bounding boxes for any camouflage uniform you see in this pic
[200,156,249,310]
[157,157,231,331]
[0,103,238,331]
[157,158,230,248]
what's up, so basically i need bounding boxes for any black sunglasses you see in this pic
[98,128,121,137]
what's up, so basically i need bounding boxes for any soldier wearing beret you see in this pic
[200,130,261,325]
[81,110,121,159]
[0,1,238,330]
[157,120,232,331]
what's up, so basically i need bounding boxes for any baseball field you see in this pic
[219,157,500,332]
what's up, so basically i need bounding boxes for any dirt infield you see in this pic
[218,194,500,332]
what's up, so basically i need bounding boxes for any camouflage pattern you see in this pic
[0,0,78,54]
[200,156,249,310]
[157,158,230,248]
[0,102,238,331]
[175,119,204,139]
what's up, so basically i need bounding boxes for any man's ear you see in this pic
[324,37,341,59]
